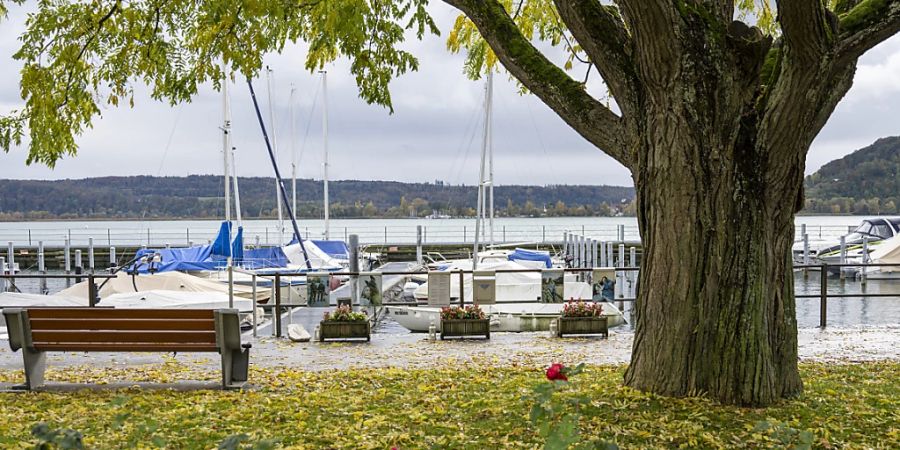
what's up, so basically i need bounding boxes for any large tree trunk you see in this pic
[624,137,803,405]
[620,18,855,406]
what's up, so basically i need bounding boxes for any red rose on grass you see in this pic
[546,363,567,381]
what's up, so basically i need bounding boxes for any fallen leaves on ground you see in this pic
[0,362,897,449]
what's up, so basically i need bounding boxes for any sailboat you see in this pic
[385,72,625,332]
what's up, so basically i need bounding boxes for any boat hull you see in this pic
[384,303,627,333]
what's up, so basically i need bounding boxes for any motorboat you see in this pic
[850,234,900,279]
[797,218,900,268]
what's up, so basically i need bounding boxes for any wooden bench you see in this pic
[2,308,251,390]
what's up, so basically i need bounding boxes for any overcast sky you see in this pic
[1,4,898,187]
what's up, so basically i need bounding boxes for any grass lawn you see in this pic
[0,360,897,449]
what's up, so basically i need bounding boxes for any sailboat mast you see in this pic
[321,71,330,240]
[266,67,284,245]
[290,84,298,215]
[247,79,313,269]
[473,72,491,270]
[487,70,495,247]
[222,67,232,227]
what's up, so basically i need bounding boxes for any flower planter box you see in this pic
[555,316,608,338]
[319,320,371,342]
[440,319,490,340]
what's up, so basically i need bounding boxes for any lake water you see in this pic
[0,215,879,247]
[6,268,898,331]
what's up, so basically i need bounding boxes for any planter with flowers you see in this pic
[555,300,608,338]
[440,305,490,340]
[319,305,370,342]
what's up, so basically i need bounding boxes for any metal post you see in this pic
[819,264,827,328]
[592,240,599,267]
[64,239,71,274]
[88,237,95,273]
[349,235,360,306]
[861,236,869,283]
[459,270,465,307]
[563,232,569,260]
[839,235,847,280]
[542,225,546,243]
[0,256,5,292]
[629,246,636,268]
[252,274,258,337]
[147,229,151,246]
[107,228,111,246]
[274,273,282,338]
[7,241,14,271]
[599,241,606,267]
[802,233,809,265]
[463,226,467,243]
[228,264,234,309]
[110,246,116,271]
[618,243,625,268]
[74,250,83,284]
[416,225,423,265]
[88,273,97,307]
[187,228,190,246]
[617,224,625,242]
[38,241,47,294]
[606,242,614,268]
[385,226,388,244]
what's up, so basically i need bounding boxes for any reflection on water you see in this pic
[4,270,899,332]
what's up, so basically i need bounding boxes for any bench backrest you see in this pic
[5,308,220,352]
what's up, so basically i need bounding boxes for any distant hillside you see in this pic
[0,176,636,220]
[804,137,900,214]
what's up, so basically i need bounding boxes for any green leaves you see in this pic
[1,0,438,165]
[30,423,84,450]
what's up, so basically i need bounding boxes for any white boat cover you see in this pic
[58,272,267,301]
[282,242,344,270]
[0,292,87,308]
[870,234,900,272]
[98,290,254,312]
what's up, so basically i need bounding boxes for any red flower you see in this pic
[546,363,567,381]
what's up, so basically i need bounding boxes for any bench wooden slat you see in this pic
[31,330,216,344]
[32,343,218,352]
[30,318,215,331]
[26,309,215,320]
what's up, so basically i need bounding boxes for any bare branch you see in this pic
[835,0,900,63]
[443,0,630,168]
[554,0,638,116]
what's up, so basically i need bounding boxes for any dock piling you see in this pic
[38,241,47,294]
[88,237,95,273]
[0,256,6,292]
[349,234,360,306]
[74,250,83,284]
[110,246,117,271]
[416,226,423,265]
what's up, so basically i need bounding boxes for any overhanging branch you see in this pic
[443,0,630,168]
[835,0,900,63]
[554,0,638,117]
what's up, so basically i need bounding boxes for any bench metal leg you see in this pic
[221,346,250,390]
[18,348,47,390]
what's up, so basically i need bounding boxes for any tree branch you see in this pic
[835,0,900,63]
[443,0,630,168]
[776,0,831,66]
[554,0,638,117]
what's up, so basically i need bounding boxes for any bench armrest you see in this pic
[3,308,29,352]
